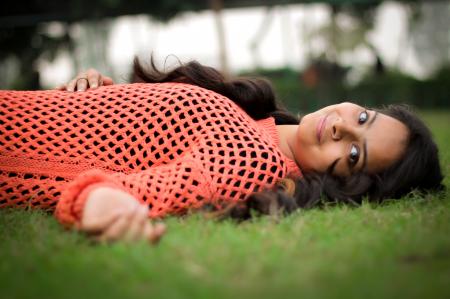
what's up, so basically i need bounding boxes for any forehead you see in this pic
[365,113,409,173]
[333,102,362,112]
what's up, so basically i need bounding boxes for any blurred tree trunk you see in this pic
[250,7,274,69]
[210,0,229,77]
[328,5,338,62]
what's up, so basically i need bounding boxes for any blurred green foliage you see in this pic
[245,65,450,112]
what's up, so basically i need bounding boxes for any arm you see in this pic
[81,185,166,243]
[56,69,114,92]
[55,154,216,240]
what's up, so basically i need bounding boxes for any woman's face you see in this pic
[294,102,409,177]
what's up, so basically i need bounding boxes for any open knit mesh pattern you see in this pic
[0,83,302,226]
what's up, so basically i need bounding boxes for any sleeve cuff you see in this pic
[54,169,123,228]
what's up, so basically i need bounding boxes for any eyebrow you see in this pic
[361,111,378,171]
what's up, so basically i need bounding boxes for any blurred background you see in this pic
[1,0,449,112]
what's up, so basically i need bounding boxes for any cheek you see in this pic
[296,142,342,173]
[313,144,344,173]
[317,144,342,171]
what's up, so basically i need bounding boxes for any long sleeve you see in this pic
[55,150,217,227]
[2,83,302,219]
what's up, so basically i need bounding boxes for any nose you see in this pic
[331,117,359,141]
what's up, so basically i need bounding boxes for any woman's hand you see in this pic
[56,69,114,92]
[79,186,166,243]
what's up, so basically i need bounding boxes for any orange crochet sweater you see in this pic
[0,83,302,227]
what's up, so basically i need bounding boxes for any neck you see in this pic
[275,124,298,162]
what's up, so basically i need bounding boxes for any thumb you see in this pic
[147,223,166,245]
[102,76,114,86]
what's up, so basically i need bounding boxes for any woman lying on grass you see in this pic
[0,57,444,243]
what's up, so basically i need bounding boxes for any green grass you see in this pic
[1,111,449,299]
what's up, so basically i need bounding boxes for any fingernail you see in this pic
[91,83,98,88]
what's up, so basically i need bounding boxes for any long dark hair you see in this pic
[132,56,444,219]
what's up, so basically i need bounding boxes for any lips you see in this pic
[316,115,327,143]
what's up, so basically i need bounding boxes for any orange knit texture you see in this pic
[0,83,302,226]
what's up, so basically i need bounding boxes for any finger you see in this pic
[76,78,88,92]
[87,69,100,89]
[79,209,123,233]
[147,222,166,245]
[99,212,133,241]
[54,84,67,91]
[66,79,78,92]
[102,76,114,86]
[97,208,137,242]
[124,207,148,242]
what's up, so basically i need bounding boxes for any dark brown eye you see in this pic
[358,111,368,124]
[349,145,360,165]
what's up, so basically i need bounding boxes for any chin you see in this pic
[299,116,317,142]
